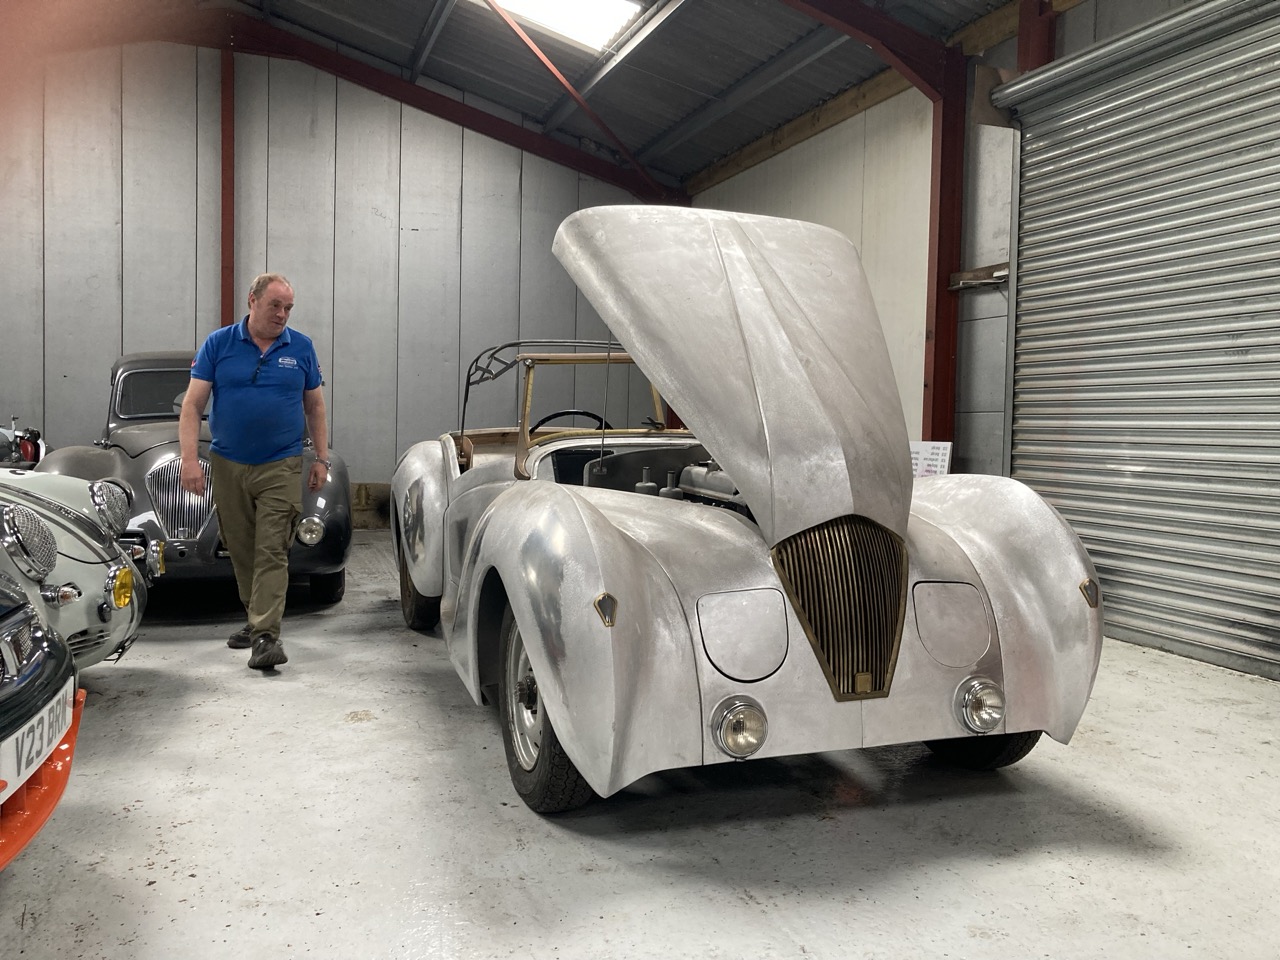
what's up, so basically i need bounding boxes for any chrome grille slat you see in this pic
[772,515,907,700]
[145,457,214,539]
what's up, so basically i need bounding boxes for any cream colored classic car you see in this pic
[392,206,1104,813]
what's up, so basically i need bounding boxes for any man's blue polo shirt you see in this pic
[191,318,323,465]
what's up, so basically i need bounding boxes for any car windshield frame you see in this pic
[457,340,689,480]
[112,366,198,423]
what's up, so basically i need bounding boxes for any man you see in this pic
[179,273,330,670]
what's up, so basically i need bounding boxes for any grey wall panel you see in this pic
[44,48,123,446]
[332,81,402,483]
[518,154,579,424]
[233,53,269,317]
[1056,0,1098,57]
[266,59,337,412]
[196,48,222,339]
[956,314,1007,414]
[0,68,46,429]
[953,411,1005,475]
[122,42,198,354]
[459,128,521,429]
[396,105,462,451]
[999,0,1280,678]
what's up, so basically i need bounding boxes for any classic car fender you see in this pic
[908,474,1104,743]
[390,437,455,599]
[453,481,704,798]
[32,445,119,482]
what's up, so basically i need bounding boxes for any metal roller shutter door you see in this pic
[992,0,1280,679]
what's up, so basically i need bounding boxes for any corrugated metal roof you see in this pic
[232,0,1013,190]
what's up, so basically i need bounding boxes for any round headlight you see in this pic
[1,504,58,582]
[711,696,768,759]
[89,480,131,538]
[957,678,1005,733]
[106,563,134,609]
[295,515,325,546]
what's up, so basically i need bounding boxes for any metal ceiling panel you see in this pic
[228,0,1014,185]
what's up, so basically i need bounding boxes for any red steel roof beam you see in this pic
[1017,0,1058,73]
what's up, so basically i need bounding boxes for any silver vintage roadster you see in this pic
[35,352,352,604]
[391,206,1103,813]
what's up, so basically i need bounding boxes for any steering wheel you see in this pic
[530,409,613,432]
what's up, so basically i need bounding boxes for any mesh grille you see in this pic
[145,457,214,539]
[771,514,907,700]
[5,504,58,577]
[0,609,37,681]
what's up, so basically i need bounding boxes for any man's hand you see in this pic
[308,460,328,492]
[180,456,206,495]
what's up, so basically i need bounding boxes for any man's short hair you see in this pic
[249,272,293,300]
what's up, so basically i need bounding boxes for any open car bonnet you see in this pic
[553,206,912,547]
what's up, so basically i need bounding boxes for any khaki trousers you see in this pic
[210,452,302,641]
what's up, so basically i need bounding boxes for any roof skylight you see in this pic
[476,0,642,52]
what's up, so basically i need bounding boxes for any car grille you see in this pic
[145,457,214,539]
[771,514,907,700]
[0,607,38,681]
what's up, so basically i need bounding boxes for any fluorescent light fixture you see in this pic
[475,0,642,52]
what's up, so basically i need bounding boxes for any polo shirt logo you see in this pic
[278,356,298,368]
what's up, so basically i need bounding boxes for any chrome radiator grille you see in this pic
[145,457,214,539]
[771,514,908,700]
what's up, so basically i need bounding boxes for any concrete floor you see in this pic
[1,530,1276,960]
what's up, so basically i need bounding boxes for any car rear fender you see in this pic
[456,481,703,798]
[390,437,454,599]
[909,475,1104,743]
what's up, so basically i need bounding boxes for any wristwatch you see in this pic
[316,458,332,468]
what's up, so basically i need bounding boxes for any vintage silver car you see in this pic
[35,352,352,604]
[0,518,84,870]
[0,469,151,668]
[392,206,1104,813]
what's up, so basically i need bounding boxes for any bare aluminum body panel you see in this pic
[391,208,1104,800]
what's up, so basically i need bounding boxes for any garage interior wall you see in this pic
[995,0,1280,678]
[0,43,639,485]
[694,88,932,441]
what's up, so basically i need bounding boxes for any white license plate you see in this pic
[0,677,75,805]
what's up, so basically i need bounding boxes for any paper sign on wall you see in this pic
[910,441,952,478]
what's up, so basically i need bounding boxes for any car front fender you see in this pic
[32,445,120,482]
[909,475,1104,743]
[459,481,703,798]
[390,438,453,599]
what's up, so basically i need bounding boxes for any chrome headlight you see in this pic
[295,515,325,546]
[1,504,58,582]
[105,563,134,609]
[956,677,1005,733]
[89,480,131,537]
[711,696,768,759]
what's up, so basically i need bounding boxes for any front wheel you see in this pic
[399,549,440,630]
[499,606,594,813]
[924,730,1042,770]
[310,569,346,604]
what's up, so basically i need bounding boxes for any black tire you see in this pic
[924,730,1043,770]
[310,569,346,605]
[398,549,440,630]
[498,606,594,813]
